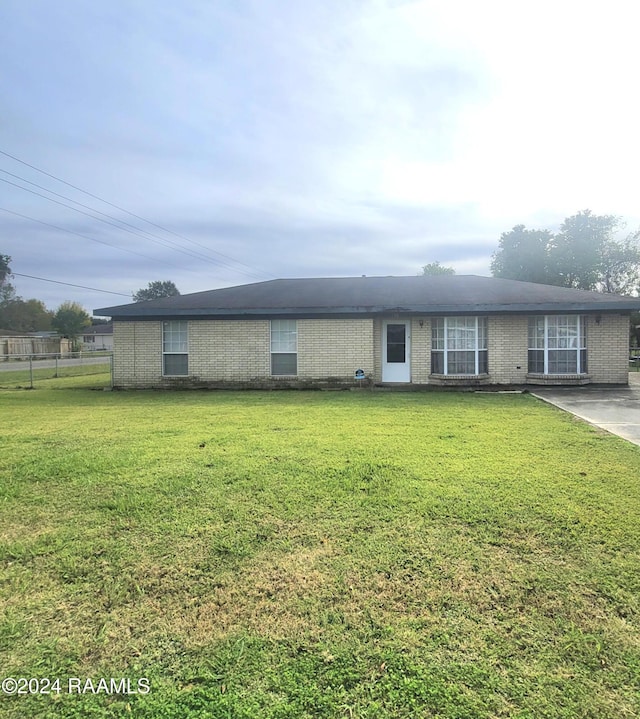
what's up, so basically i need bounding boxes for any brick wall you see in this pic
[484,314,630,385]
[416,314,629,385]
[486,316,529,384]
[189,320,270,381]
[373,319,382,383]
[113,321,162,388]
[586,314,629,383]
[113,318,374,388]
[297,319,374,380]
[113,313,630,389]
[410,317,431,384]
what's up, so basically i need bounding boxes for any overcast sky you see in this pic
[2,0,639,315]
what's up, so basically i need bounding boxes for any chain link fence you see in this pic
[2,349,638,389]
[0,352,113,389]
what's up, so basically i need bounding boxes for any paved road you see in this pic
[532,373,640,446]
[0,356,111,372]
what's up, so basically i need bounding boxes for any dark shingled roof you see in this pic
[95,275,640,319]
[82,323,113,336]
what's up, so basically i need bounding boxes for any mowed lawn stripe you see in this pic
[1,383,639,718]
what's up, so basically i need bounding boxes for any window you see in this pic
[431,317,488,375]
[163,321,188,376]
[271,319,297,375]
[528,315,587,375]
[386,323,407,363]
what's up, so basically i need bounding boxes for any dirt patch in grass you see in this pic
[177,542,338,644]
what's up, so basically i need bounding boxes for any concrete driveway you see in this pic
[531,373,640,446]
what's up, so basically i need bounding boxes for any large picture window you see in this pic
[271,319,297,375]
[163,320,188,376]
[528,315,587,374]
[431,317,488,375]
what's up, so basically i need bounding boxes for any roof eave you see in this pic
[102,301,640,319]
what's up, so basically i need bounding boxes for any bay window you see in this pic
[528,315,587,374]
[431,317,488,375]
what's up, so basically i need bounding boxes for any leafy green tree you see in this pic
[490,225,554,285]
[492,212,640,293]
[597,231,640,295]
[133,280,180,302]
[52,301,91,346]
[0,298,53,332]
[0,253,16,304]
[549,210,640,293]
[420,262,455,276]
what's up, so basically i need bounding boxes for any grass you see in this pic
[1,376,639,718]
[0,362,111,389]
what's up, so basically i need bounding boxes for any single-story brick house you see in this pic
[95,275,640,389]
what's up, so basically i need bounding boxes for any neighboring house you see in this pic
[82,323,114,351]
[95,275,640,390]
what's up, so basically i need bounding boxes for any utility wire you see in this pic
[0,207,213,275]
[0,168,268,281]
[0,176,269,276]
[0,148,273,280]
[12,272,131,297]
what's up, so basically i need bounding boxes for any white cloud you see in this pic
[331,1,640,220]
[2,0,640,310]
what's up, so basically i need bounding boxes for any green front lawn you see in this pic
[1,380,639,718]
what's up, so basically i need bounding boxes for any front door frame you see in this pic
[382,319,411,382]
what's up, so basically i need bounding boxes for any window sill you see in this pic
[429,373,490,385]
[526,373,591,386]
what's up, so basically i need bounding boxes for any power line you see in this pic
[12,272,131,297]
[0,169,269,281]
[0,206,208,274]
[1,176,270,278]
[0,148,273,281]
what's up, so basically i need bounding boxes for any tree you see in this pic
[133,280,180,302]
[597,231,640,295]
[0,253,16,304]
[491,212,640,293]
[52,301,91,345]
[490,225,554,285]
[420,262,455,276]
[549,210,628,290]
[0,298,53,332]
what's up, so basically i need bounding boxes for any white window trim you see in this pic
[162,321,189,377]
[529,315,586,375]
[432,316,488,376]
[270,319,298,376]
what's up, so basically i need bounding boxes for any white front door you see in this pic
[382,320,411,382]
